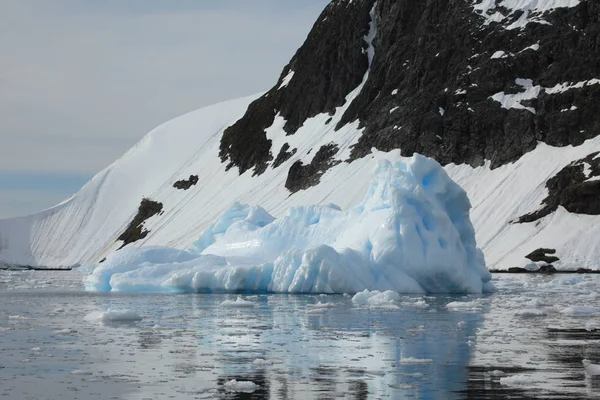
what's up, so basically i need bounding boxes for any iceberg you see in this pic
[85,154,492,294]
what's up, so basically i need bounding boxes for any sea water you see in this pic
[1,270,599,399]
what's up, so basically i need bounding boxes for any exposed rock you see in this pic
[117,198,163,249]
[219,0,376,175]
[518,152,600,223]
[219,0,600,185]
[285,143,341,193]
[272,143,297,169]
[539,264,558,274]
[507,267,529,274]
[173,175,199,190]
[526,248,560,264]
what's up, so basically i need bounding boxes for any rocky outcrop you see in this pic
[117,198,163,249]
[525,248,560,264]
[219,0,600,191]
[272,143,297,169]
[285,143,341,193]
[173,175,199,190]
[518,152,600,223]
[219,0,376,176]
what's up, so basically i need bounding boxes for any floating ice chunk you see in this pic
[400,357,433,364]
[70,370,94,375]
[500,374,533,386]
[586,321,599,331]
[252,358,273,366]
[515,309,546,318]
[352,289,401,308]
[86,155,490,294]
[489,370,505,377]
[220,297,255,308]
[224,379,259,393]
[582,359,600,376]
[307,301,336,309]
[84,309,142,323]
[560,306,600,316]
[446,300,483,312]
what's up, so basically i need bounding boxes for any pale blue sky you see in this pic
[0,0,329,218]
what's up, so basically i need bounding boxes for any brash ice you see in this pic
[85,154,492,294]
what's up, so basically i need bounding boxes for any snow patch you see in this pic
[473,0,581,30]
[490,78,540,114]
[278,71,295,90]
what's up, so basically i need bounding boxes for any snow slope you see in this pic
[1,90,598,271]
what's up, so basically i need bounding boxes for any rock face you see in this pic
[117,199,163,249]
[219,0,600,187]
[219,0,376,176]
[518,152,600,222]
[173,175,199,190]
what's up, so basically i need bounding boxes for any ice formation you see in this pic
[85,155,492,294]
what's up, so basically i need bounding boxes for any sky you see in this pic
[0,0,330,218]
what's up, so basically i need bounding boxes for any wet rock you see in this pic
[539,264,558,274]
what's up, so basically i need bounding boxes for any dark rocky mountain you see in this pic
[220,0,600,191]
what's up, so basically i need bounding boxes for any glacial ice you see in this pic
[85,155,492,294]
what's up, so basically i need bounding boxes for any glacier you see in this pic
[85,154,492,294]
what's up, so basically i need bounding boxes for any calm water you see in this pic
[1,270,599,399]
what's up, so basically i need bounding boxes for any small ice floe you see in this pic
[70,369,94,375]
[457,321,467,328]
[402,299,429,309]
[252,358,273,366]
[84,309,143,323]
[583,359,600,377]
[586,321,599,331]
[499,374,533,386]
[400,357,433,364]
[8,315,30,320]
[352,290,400,309]
[52,328,77,335]
[514,309,546,318]
[30,347,42,352]
[488,370,505,377]
[220,297,255,308]
[307,301,336,314]
[446,300,482,312]
[560,306,600,316]
[389,384,415,389]
[223,379,258,393]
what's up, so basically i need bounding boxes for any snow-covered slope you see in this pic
[1,94,598,271]
[1,0,599,271]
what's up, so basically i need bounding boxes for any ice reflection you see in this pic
[2,271,599,399]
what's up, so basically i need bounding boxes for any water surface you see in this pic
[1,270,599,399]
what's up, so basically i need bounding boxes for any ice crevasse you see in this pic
[85,154,493,294]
